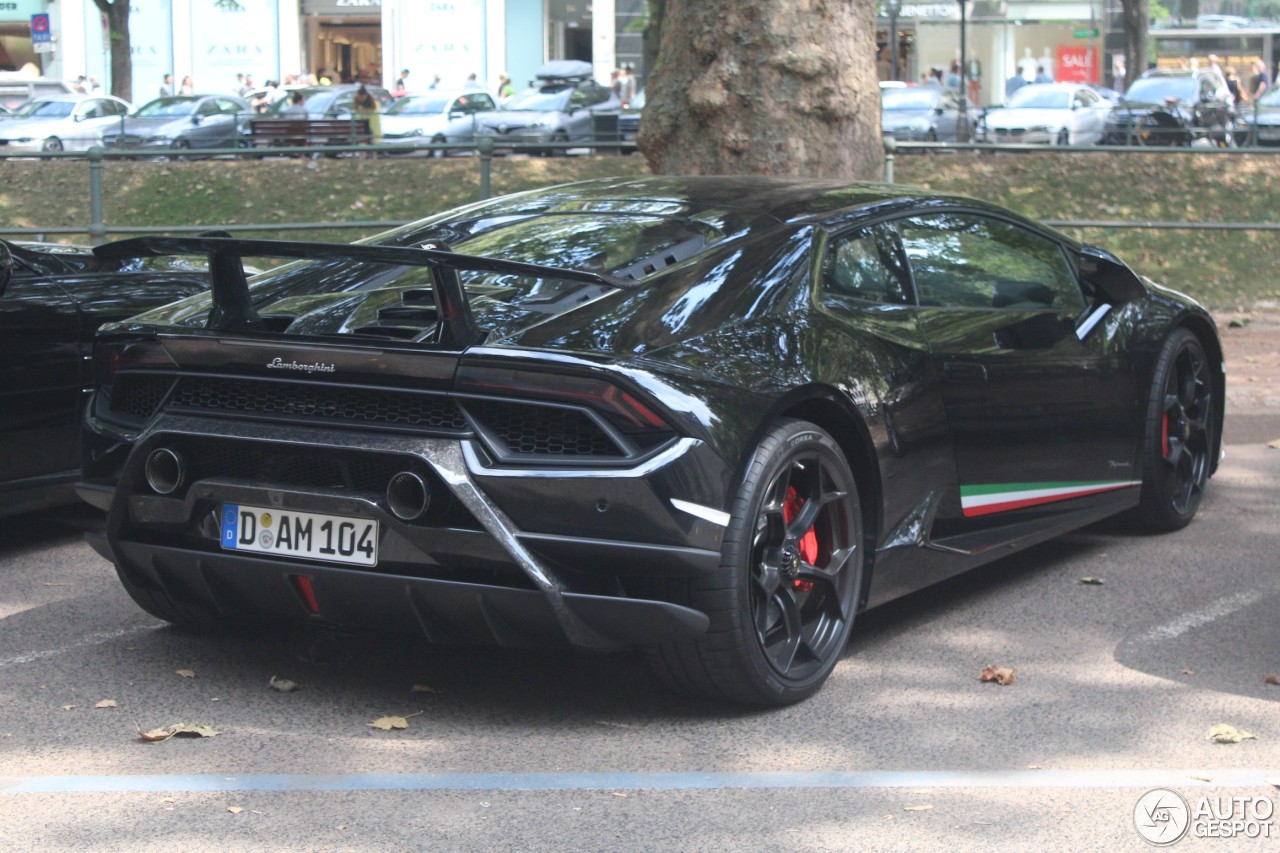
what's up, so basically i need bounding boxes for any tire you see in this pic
[1134,329,1215,531]
[644,419,863,706]
[549,130,569,157]
[430,134,446,158]
[42,137,63,152]
[1056,128,1070,146]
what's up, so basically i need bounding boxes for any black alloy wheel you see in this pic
[1136,329,1214,530]
[1056,128,1071,146]
[645,419,863,706]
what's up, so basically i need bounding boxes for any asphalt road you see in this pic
[2,422,1279,851]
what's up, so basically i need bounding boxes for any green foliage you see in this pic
[0,151,1273,310]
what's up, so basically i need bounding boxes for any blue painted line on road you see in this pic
[2,769,1278,794]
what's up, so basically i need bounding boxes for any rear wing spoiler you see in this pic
[94,235,633,348]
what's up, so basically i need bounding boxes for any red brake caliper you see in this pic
[1161,412,1170,459]
[784,486,819,592]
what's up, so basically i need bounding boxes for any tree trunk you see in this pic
[638,0,882,180]
[1120,0,1148,90]
[91,0,132,101]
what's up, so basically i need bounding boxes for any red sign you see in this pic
[1056,46,1098,84]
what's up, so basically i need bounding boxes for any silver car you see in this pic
[979,83,1112,145]
[0,94,132,153]
[380,88,498,154]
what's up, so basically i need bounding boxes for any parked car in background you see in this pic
[79,177,1220,707]
[262,84,392,120]
[0,74,72,110]
[101,94,250,154]
[1101,67,1236,146]
[0,94,131,153]
[977,83,1112,145]
[474,60,618,153]
[1236,86,1280,145]
[0,238,211,517]
[618,88,644,152]
[379,88,497,154]
[881,85,971,142]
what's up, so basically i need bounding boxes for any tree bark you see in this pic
[638,0,882,180]
[91,0,132,101]
[1120,0,1148,90]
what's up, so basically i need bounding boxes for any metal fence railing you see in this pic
[2,136,1278,243]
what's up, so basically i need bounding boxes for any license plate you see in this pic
[1258,127,1280,140]
[220,504,378,566]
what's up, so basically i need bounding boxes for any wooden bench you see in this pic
[248,117,372,149]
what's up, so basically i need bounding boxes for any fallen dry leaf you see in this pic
[227,806,243,815]
[410,684,443,694]
[979,664,1016,685]
[1264,674,1280,686]
[1181,669,1196,676]
[1205,724,1257,744]
[368,711,422,731]
[903,805,934,812]
[611,792,628,798]
[94,699,118,709]
[269,676,299,693]
[1079,576,1104,585]
[61,704,75,711]
[1027,764,1045,770]
[1189,773,1213,782]
[176,670,196,679]
[1268,439,1280,450]
[135,722,221,743]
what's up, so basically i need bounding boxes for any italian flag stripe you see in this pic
[960,481,1142,518]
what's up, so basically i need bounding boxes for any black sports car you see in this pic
[78,178,1223,706]
[1,238,211,518]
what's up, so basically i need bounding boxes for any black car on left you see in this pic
[0,239,210,517]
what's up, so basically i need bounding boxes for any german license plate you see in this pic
[220,504,378,566]
[1258,127,1280,141]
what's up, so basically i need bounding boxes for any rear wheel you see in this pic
[42,137,63,152]
[1056,128,1071,146]
[645,419,863,706]
[430,134,447,158]
[1135,329,1215,530]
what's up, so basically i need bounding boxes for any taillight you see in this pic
[93,340,174,388]
[456,365,671,435]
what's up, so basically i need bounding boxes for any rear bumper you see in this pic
[83,413,730,650]
[90,535,710,648]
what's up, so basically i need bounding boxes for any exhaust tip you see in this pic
[144,448,186,495]
[386,471,430,521]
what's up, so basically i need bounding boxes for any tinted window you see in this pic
[899,213,1085,312]
[821,224,910,305]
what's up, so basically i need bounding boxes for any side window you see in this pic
[471,93,496,111]
[104,100,127,116]
[899,213,1085,312]
[821,223,911,305]
[196,100,218,117]
[567,89,590,109]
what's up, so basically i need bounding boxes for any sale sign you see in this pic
[1057,46,1098,84]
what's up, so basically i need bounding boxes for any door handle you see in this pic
[943,362,987,382]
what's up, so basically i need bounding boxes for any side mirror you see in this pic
[0,241,12,294]
[1078,244,1146,304]
[191,114,203,125]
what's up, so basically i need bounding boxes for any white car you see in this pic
[979,83,1111,145]
[0,94,132,152]
[380,88,498,154]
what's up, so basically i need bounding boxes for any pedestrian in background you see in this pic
[496,73,515,102]
[180,75,194,95]
[354,84,382,148]
[159,73,173,97]
[1250,59,1270,102]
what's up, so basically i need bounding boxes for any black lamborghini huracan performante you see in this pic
[79,178,1223,706]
